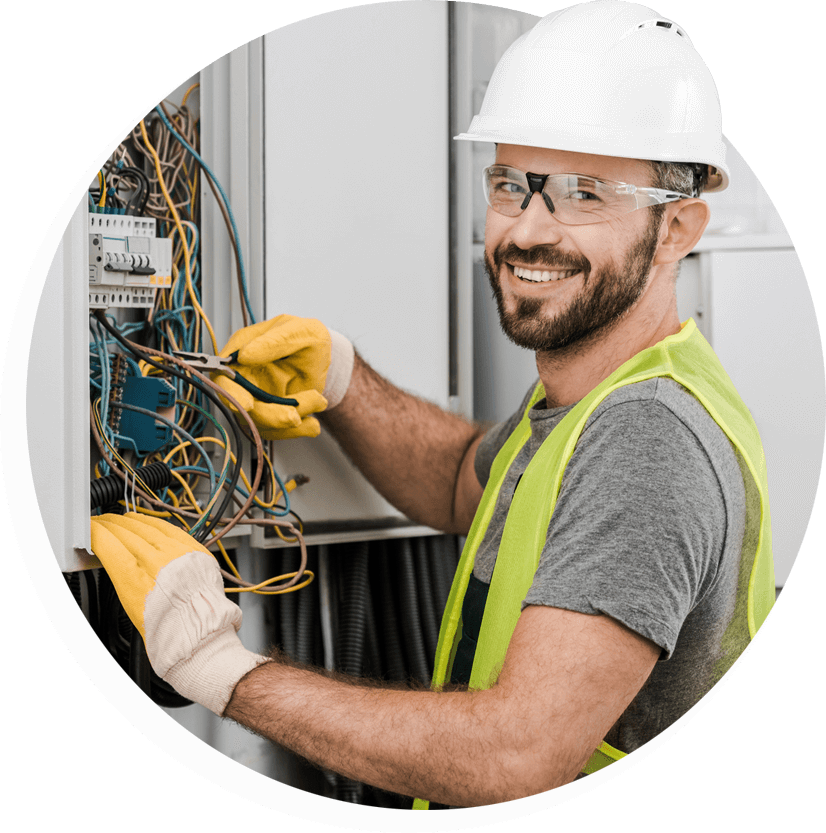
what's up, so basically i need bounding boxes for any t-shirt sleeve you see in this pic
[522,395,728,660]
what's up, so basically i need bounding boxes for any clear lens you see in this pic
[550,175,626,223]
[483,166,689,225]
[484,167,529,215]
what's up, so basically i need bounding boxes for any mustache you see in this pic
[493,242,590,274]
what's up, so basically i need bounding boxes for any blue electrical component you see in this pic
[114,376,177,455]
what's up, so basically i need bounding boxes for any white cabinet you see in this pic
[257,2,450,537]
[262,3,450,406]
[704,248,823,586]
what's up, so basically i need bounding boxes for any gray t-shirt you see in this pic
[473,376,758,754]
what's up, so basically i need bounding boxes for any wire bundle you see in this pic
[88,90,309,599]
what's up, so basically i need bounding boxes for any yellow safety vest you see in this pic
[413,319,774,809]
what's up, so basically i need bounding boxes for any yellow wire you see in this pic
[163,435,232,520]
[118,503,172,519]
[97,171,106,207]
[181,83,200,109]
[254,455,284,509]
[139,119,218,354]
[168,91,200,205]
[163,435,227,469]
[214,538,243,581]
[224,569,316,595]
[92,399,154,495]
[170,434,301,519]
[169,469,202,514]
[211,535,313,595]
[165,220,200,343]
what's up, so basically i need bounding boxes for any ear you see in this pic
[653,199,711,265]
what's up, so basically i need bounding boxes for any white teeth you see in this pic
[513,266,579,283]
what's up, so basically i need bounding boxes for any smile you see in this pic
[512,265,580,283]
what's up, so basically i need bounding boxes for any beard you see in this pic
[484,214,662,355]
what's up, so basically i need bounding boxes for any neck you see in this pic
[535,290,681,409]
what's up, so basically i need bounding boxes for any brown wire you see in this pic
[118,338,264,545]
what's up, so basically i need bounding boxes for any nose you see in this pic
[509,190,565,250]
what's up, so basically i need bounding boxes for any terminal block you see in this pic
[88,213,172,309]
[109,360,177,456]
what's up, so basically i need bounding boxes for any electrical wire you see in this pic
[155,101,248,328]
[87,129,466,797]
[138,118,218,355]
[92,310,249,541]
[114,405,231,538]
[91,397,310,595]
[91,313,304,552]
[91,399,156,497]
[153,104,256,325]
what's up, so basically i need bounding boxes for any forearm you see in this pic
[223,651,545,807]
[320,352,484,533]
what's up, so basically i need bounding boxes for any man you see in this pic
[90,1,774,809]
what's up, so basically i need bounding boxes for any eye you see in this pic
[570,189,601,202]
[492,178,527,197]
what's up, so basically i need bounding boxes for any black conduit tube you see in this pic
[337,542,370,677]
[334,542,369,805]
[413,537,440,666]
[432,535,458,610]
[395,538,430,684]
[279,549,298,658]
[90,461,173,512]
[362,558,381,679]
[296,548,317,665]
[375,544,407,681]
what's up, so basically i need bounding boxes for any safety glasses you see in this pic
[483,165,693,225]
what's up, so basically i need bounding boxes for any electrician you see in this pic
[90,1,774,808]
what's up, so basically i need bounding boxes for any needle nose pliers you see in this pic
[172,351,300,407]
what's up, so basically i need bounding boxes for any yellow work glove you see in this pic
[89,512,269,715]
[212,314,355,440]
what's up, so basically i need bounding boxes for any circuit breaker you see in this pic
[88,213,172,309]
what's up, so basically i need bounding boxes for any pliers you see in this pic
[172,351,299,407]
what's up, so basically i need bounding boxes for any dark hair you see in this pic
[646,161,710,198]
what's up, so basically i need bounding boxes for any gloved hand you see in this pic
[212,314,355,440]
[89,512,269,715]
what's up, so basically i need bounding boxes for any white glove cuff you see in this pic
[324,329,355,410]
[164,628,270,716]
[144,550,270,716]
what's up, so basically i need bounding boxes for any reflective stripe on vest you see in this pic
[413,319,774,810]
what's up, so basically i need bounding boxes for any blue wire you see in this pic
[90,320,112,437]
[153,105,257,324]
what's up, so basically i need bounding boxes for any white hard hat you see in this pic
[455,0,730,192]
